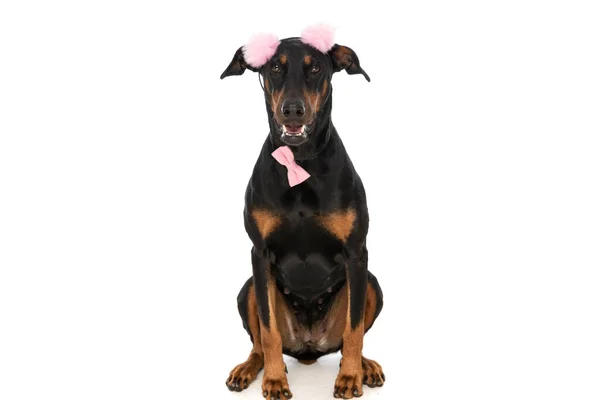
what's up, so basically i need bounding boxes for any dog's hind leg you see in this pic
[225,277,264,392]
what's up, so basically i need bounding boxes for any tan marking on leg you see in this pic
[261,276,285,373]
[316,209,357,243]
[260,275,291,397]
[251,209,282,240]
[334,282,365,398]
[334,280,384,396]
[226,283,264,391]
[342,285,365,370]
[364,283,378,331]
[247,283,263,355]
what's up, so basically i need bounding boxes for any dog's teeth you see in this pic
[283,125,305,136]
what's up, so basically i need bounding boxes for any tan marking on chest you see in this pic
[316,209,357,243]
[251,209,282,239]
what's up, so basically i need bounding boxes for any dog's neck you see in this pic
[266,93,333,161]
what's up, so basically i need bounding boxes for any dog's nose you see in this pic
[281,100,305,118]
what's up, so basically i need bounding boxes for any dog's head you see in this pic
[221,25,369,147]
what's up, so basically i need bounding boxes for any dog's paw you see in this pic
[225,353,263,392]
[262,372,292,399]
[361,356,385,388]
[334,358,363,399]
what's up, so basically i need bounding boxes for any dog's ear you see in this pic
[328,44,370,82]
[220,46,259,79]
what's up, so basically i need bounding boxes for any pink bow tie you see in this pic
[271,146,311,187]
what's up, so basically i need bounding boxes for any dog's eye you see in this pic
[310,65,321,74]
[271,64,281,73]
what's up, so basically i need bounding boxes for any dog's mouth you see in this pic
[279,123,309,146]
[284,124,305,136]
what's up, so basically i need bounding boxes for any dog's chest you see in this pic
[250,190,357,302]
[266,209,353,258]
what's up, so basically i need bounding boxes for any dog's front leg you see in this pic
[251,246,292,399]
[334,247,368,399]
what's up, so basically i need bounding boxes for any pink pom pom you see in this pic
[242,33,280,68]
[301,24,336,53]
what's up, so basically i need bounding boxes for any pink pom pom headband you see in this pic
[242,24,336,69]
[242,33,281,69]
[300,24,336,53]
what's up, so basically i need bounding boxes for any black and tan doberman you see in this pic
[221,34,384,399]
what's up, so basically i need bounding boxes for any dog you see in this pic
[220,25,384,399]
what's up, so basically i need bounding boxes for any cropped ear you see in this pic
[220,46,259,79]
[328,44,370,82]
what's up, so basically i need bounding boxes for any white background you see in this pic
[1,1,599,399]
